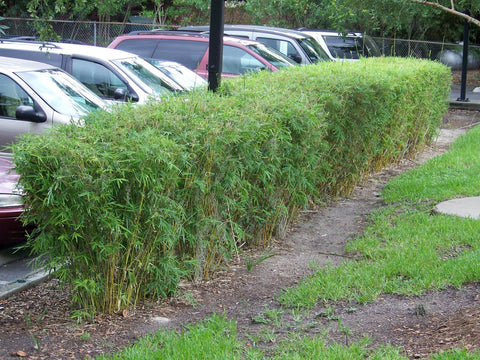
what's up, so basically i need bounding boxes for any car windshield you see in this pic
[298,37,331,63]
[146,59,207,91]
[17,69,106,117]
[247,43,297,68]
[112,57,183,96]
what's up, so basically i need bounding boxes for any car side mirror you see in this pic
[16,105,47,123]
[288,54,302,64]
[114,88,139,102]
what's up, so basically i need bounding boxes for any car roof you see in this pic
[299,29,363,37]
[0,40,140,60]
[0,55,58,72]
[116,31,265,47]
[180,25,310,40]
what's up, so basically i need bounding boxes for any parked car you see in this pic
[0,154,26,245]
[298,29,381,61]
[108,31,296,78]
[146,59,207,90]
[0,40,185,103]
[178,25,331,65]
[0,56,107,149]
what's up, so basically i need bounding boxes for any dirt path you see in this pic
[0,109,479,359]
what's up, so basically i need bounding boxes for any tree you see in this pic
[332,0,479,40]
[410,0,480,27]
[0,1,7,35]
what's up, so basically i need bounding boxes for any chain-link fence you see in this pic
[372,37,480,70]
[1,17,480,70]
[0,17,164,46]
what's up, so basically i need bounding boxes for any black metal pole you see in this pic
[208,0,224,92]
[457,14,470,102]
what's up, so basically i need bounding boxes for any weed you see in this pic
[245,251,275,272]
[24,309,48,351]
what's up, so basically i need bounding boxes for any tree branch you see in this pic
[410,0,480,27]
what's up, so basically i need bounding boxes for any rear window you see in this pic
[152,40,208,70]
[114,39,158,58]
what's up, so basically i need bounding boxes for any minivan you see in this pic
[0,40,184,103]
[179,25,331,65]
[108,31,296,78]
[0,56,106,148]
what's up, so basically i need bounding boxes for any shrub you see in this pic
[12,57,451,317]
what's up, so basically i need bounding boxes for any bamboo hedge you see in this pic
[12,57,451,317]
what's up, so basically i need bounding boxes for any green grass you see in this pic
[97,313,480,359]
[382,124,480,203]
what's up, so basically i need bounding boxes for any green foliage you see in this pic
[12,57,450,317]
[244,0,322,28]
[242,0,478,41]
[0,16,7,35]
[164,0,211,25]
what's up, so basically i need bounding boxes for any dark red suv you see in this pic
[108,32,296,78]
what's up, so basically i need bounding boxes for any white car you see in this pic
[0,56,107,149]
[298,29,381,61]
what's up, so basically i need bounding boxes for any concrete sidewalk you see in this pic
[434,197,480,220]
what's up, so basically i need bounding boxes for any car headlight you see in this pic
[0,194,24,207]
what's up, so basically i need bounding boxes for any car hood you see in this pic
[0,155,20,195]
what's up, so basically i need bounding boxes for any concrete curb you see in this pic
[0,267,50,300]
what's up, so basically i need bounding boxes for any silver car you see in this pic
[0,56,107,149]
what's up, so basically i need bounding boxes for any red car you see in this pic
[108,31,296,78]
[0,155,26,245]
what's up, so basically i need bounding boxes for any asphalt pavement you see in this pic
[0,86,479,301]
[0,246,49,300]
[449,85,480,109]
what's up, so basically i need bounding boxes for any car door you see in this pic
[0,73,50,149]
[71,58,132,100]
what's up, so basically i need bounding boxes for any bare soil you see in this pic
[1,107,480,360]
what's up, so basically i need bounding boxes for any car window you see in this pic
[323,35,381,59]
[246,43,296,69]
[222,45,267,75]
[113,39,158,58]
[152,40,209,70]
[112,57,176,96]
[0,49,64,68]
[0,74,34,118]
[17,69,105,117]
[71,58,127,99]
[256,37,301,63]
[298,37,330,63]
[323,35,364,59]
[147,59,207,90]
